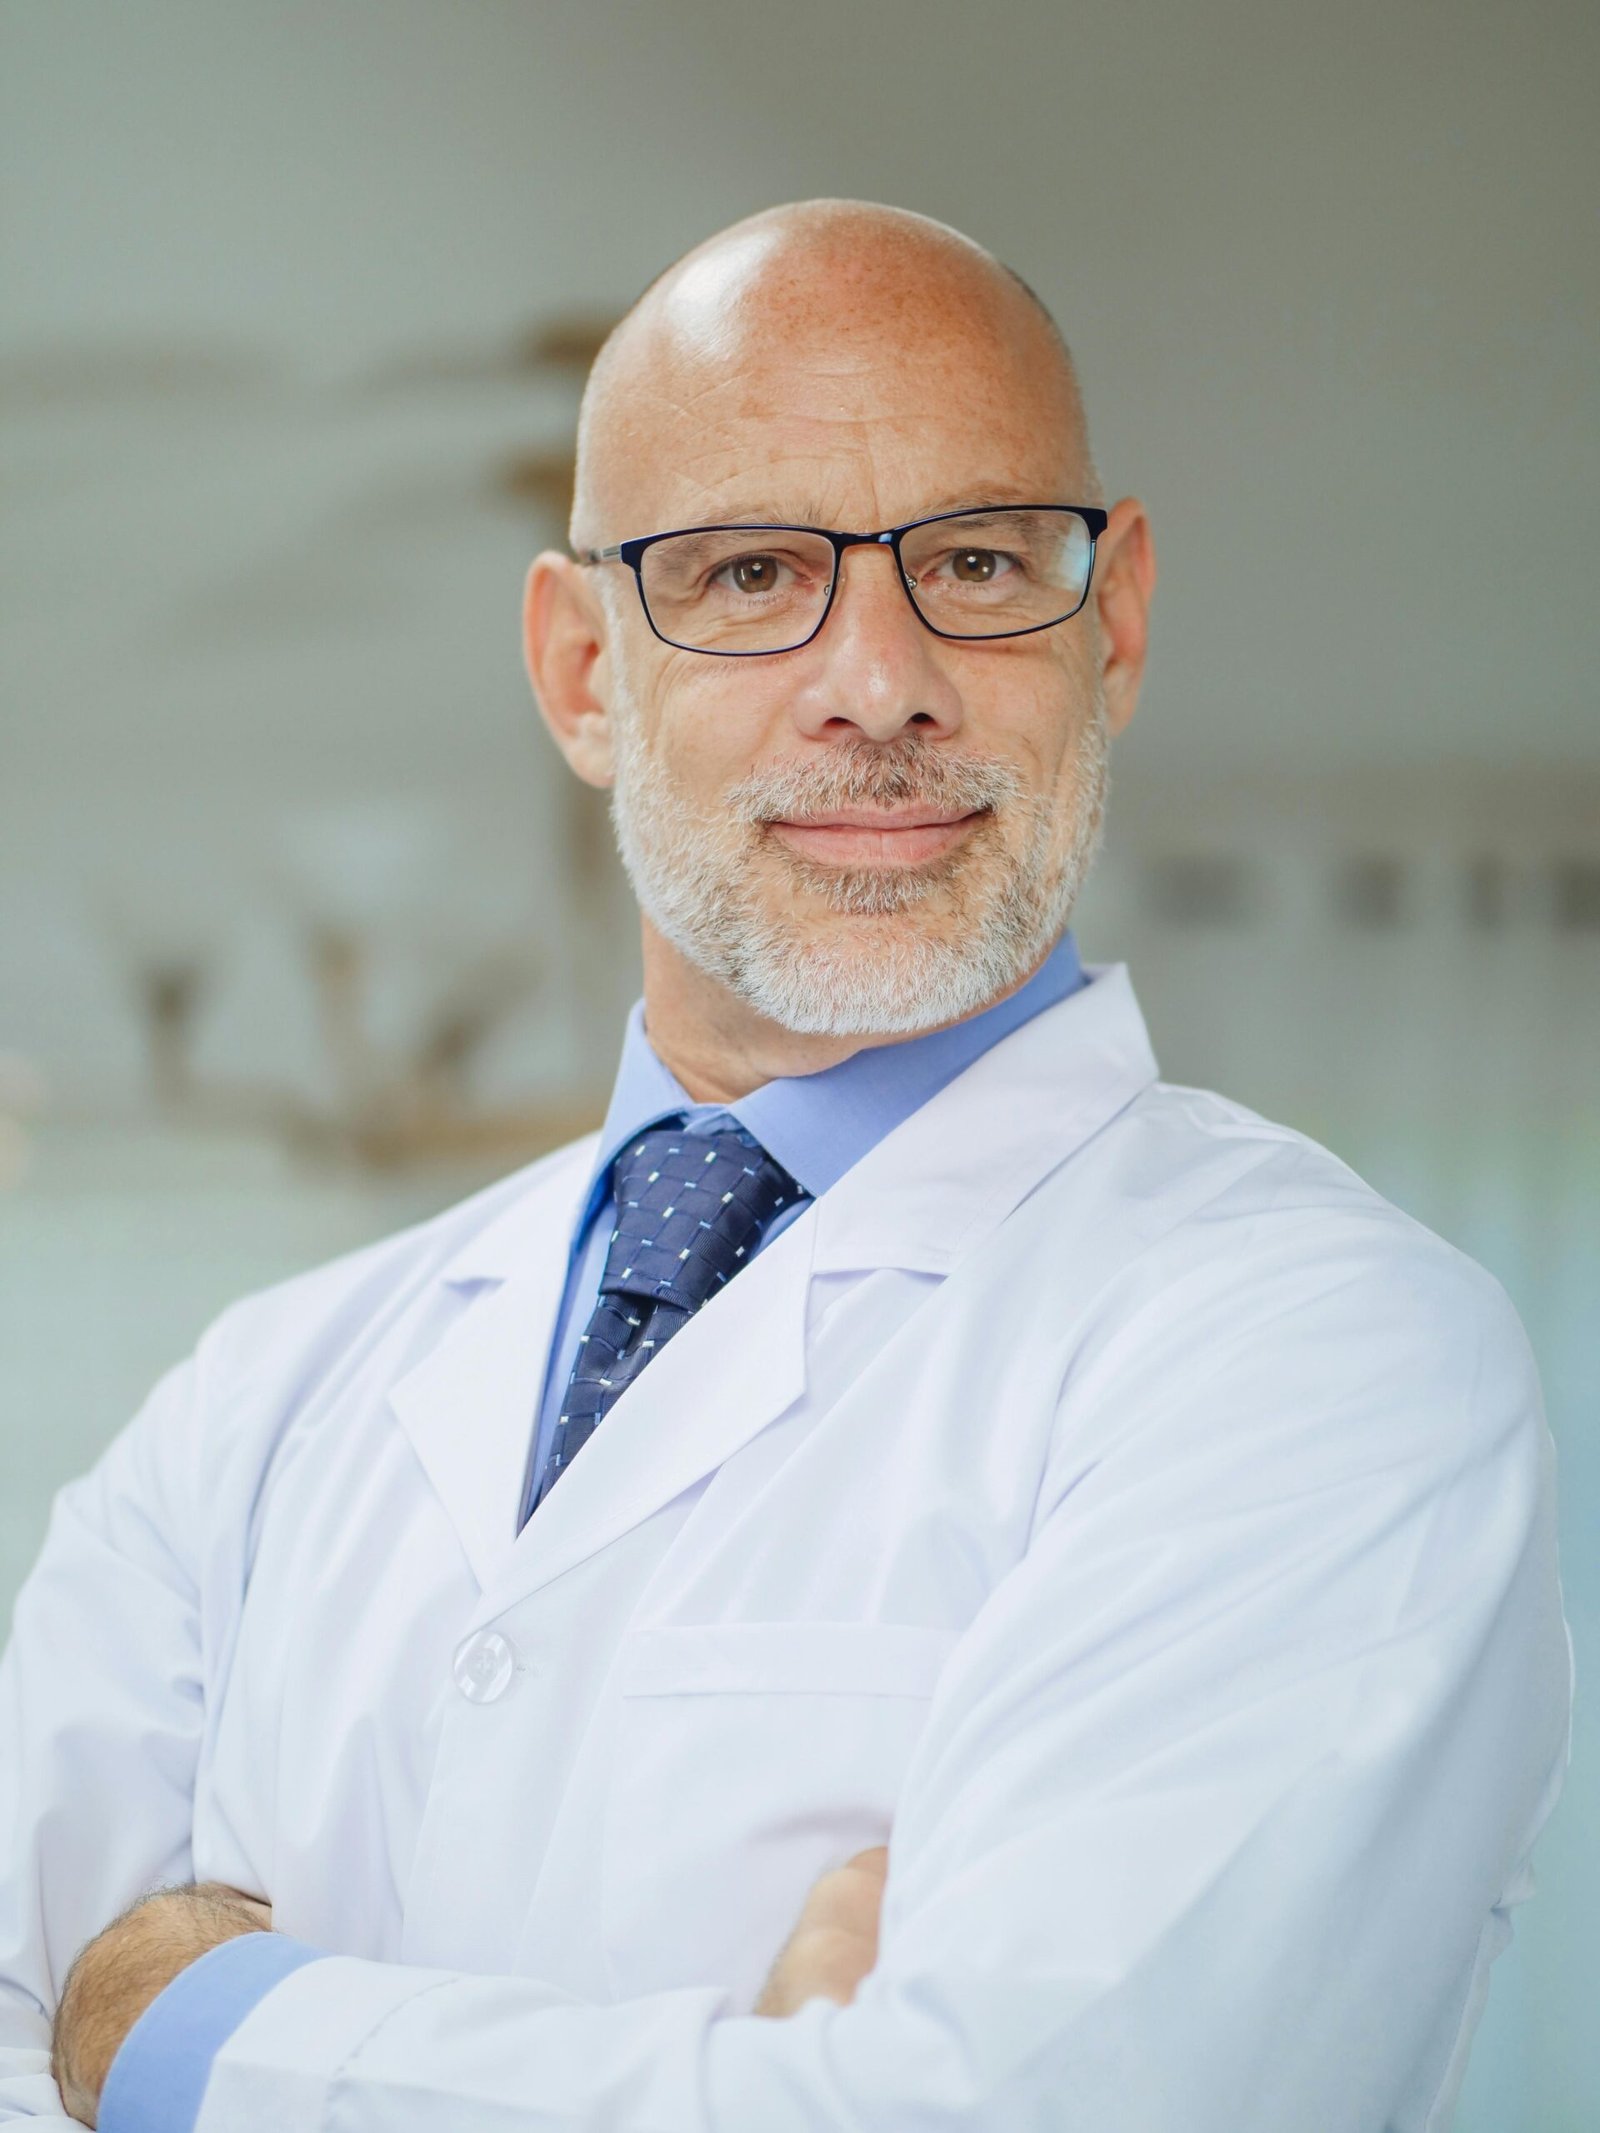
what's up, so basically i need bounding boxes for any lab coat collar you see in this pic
[810,959,1157,1276]
[390,962,1157,1597]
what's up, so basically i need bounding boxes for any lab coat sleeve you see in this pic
[191,1220,1571,2133]
[0,1341,216,2126]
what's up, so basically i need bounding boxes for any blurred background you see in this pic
[2,3,1595,2123]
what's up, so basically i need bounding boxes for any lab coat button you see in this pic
[452,1629,517,1703]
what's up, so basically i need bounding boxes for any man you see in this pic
[2,201,1571,2131]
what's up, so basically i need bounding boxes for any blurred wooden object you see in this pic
[141,962,207,1111]
[497,446,579,521]
[126,921,602,1176]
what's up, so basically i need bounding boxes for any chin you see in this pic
[725,905,1051,1039]
[765,859,981,932]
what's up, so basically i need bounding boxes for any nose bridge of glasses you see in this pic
[831,527,918,600]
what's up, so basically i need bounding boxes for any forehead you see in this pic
[593,288,1081,536]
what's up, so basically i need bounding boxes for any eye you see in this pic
[711,552,789,596]
[947,546,1012,584]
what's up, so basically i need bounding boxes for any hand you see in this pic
[753,1844,889,2018]
[51,1882,273,2127]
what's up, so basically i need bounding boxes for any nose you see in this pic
[786,539,965,746]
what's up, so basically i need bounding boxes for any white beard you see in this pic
[607,685,1109,1038]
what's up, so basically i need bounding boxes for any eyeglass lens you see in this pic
[637,510,1094,652]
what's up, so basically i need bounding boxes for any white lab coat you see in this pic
[0,965,1572,2131]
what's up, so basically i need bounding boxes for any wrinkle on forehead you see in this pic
[572,201,1097,545]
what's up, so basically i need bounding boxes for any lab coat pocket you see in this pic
[598,1620,959,2008]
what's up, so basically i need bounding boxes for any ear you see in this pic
[523,551,617,788]
[1090,498,1156,737]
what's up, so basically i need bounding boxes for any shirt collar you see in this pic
[584,929,1087,1218]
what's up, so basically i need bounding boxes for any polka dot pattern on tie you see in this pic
[530,1120,805,1511]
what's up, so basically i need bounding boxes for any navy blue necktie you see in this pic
[531,1121,805,1511]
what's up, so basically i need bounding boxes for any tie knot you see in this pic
[601,1122,802,1310]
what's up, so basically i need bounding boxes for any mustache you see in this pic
[723,739,1026,825]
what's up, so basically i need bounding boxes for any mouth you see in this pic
[765,808,988,868]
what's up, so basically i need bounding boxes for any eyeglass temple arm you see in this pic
[577,544,625,564]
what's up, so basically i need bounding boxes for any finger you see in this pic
[841,1845,889,1879]
[799,1877,886,1944]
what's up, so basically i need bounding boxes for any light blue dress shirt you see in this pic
[96,932,1087,2133]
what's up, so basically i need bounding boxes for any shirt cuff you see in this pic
[97,1930,327,2133]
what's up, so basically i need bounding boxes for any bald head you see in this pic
[571,200,1099,551]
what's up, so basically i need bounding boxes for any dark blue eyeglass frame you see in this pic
[576,502,1110,656]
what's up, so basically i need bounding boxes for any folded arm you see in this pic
[87,1231,1576,2132]
[56,1852,889,2126]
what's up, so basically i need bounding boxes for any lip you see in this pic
[766,808,985,866]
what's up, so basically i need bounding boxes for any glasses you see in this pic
[577,504,1109,656]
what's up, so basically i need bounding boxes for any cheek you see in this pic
[965,659,1083,783]
[642,667,796,790]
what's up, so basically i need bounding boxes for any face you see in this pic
[533,242,1150,1041]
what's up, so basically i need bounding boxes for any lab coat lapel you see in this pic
[389,962,1158,1606]
[485,1197,818,1607]
[382,1134,820,1614]
[386,1141,593,1590]
[480,962,1158,1606]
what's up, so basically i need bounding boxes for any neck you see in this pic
[636,918,1048,1102]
